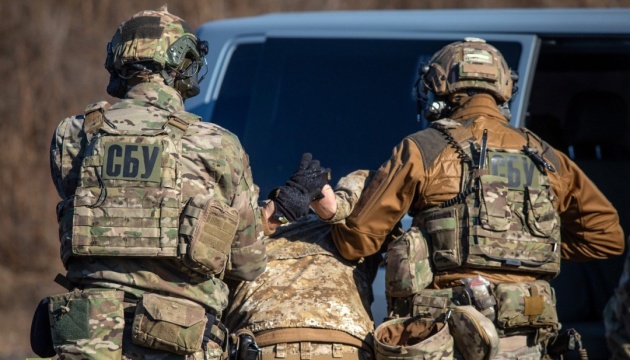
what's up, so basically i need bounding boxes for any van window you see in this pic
[526,38,630,161]
[211,37,522,195]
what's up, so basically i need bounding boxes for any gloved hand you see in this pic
[268,183,311,223]
[268,153,331,223]
[289,153,331,201]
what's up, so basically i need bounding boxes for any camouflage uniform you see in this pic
[605,236,630,359]
[49,81,266,359]
[326,39,624,359]
[225,171,379,360]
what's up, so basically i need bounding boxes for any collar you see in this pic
[450,93,508,123]
[124,82,185,113]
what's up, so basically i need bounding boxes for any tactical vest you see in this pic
[227,217,374,349]
[58,101,238,278]
[411,119,562,278]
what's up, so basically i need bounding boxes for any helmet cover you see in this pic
[422,38,514,103]
[105,5,201,73]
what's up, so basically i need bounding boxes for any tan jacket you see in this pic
[332,94,624,286]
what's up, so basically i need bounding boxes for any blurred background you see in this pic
[0,0,627,358]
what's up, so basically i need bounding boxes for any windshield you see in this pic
[206,37,522,196]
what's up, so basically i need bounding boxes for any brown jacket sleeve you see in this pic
[332,138,424,260]
[549,148,624,260]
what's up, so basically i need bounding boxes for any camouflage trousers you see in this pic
[260,342,372,360]
[604,293,630,359]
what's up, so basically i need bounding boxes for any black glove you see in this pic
[268,153,331,223]
[289,153,331,201]
[268,183,311,223]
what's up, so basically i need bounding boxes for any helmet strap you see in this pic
[160,69,175,87]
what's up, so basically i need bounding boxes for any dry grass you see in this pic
[0,0,627,358]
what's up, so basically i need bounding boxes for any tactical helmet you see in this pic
[417,38,516,120]
[423,38,514,101]
[104,5,209,99]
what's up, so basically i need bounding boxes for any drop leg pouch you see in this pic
[48,288,125,359]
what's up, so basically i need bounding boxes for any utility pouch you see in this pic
[48,289,124,358]
[30,297,55,357]
[495,281,558,329]
[448,305,499,360]
[478,175,511,231]
[411,289,453,320]
[132,293,208,355]
[180,195,239,277]
[524,186,558,237]
[385,227,432,298]
[374,315,454,360]
[423,204,463,270]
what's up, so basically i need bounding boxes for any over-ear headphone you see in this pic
[415,64,450,122]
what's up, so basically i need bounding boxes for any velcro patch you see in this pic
[523,295,544,316]
[102,141,162,182]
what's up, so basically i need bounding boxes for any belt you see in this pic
[254,328,369,351]
[260,342,363,360]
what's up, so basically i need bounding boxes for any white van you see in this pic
[188,8,630,359]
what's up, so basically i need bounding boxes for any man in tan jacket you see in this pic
[313,38,624,359]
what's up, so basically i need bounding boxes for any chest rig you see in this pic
[58,101,238,278]
[412,119,561,278]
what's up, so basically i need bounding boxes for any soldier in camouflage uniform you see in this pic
[312,38,624,359]
[38,6,326,360]
[604,236,630,359]
[225,170,385,360]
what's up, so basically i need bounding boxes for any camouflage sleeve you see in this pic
[222,136,267,281]
[50,114,86,200]
[324,169,375,224]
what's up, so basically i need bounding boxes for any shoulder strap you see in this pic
[406,128,447,171]
[519,127,561,172]
[83,101,111,140]
[407,118,477,171]
[163,110,199,142]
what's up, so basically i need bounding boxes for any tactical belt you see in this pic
[260,342,362,360]
[254,328,370,352]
